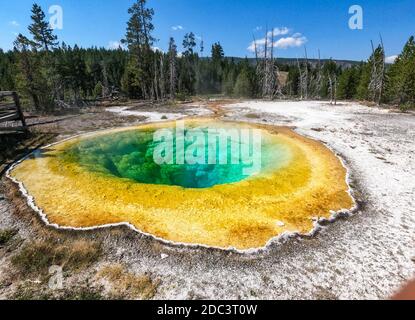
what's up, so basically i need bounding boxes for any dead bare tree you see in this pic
[159,55,166,100]
[378,35,386,105]
[369,40,378,102]
[317,50,323,98]
[328,73,338,105]
[252,33,262,97]
[369,39,385,105]
[253,28,282,100]
[268,28,283,99]
[100,60,110,97]
[324,58,338,105]
[306,50,322,99]
[295,47,311,100]
[153,58,159,101]
[260,26,269,98]
[253,31,264,97]
[252,34,259,64]
[264,28,282,99]
[297,57,304,100]
[303,47,309,100]
[263,27,270,98]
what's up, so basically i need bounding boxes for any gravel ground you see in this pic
[0,100,414,300]
[106,101,213,122]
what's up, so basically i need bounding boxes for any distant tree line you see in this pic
[0,0,414,113]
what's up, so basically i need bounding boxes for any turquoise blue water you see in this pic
[60,126,289,189]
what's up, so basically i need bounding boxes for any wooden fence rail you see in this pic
[0,91,27,133]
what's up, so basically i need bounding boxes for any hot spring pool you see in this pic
[9,119,354,250]
[61,121,289,189]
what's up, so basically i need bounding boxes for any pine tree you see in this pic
[286,66,300,97]
[25,3,61,111]
[180,32,198,95]
[323,60,339,104]
[13,34,44,111]
[183,33,196,56]
[167,37,177,99]
[357,61,371,100]
[211,43,224,62]
[385,36,415,106]
[94,81,104,98]
[0,49,15,91]
[337,66,359,100]
[28,3,58,52]
[122,0,156,99]
[121,59,142,99]
[210,42,225,93]
[222,70,236,96]
[234,68,252,98]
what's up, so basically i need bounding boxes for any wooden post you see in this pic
[11,92,28,131]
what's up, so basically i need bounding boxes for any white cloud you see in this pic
[248,27,307,52]
[254,26,263,32]
[267,27,290,37]
[385,55,398,64]
[274,35,307,49]
[9,20,20,27]
[172,25,184,31]
[108,41,123,50]
[248,38,266,52]
[152,46,164,53]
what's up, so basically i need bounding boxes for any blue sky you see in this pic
[1,0,414,61]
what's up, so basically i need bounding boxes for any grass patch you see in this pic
[399,102,415,112]
[175,92,189,102]
[10,283,53,300]
[0,229,18,246]
[11,239,102,277]
[10,282,105,300]
[61,284,105,300]
[98,264,160,300]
